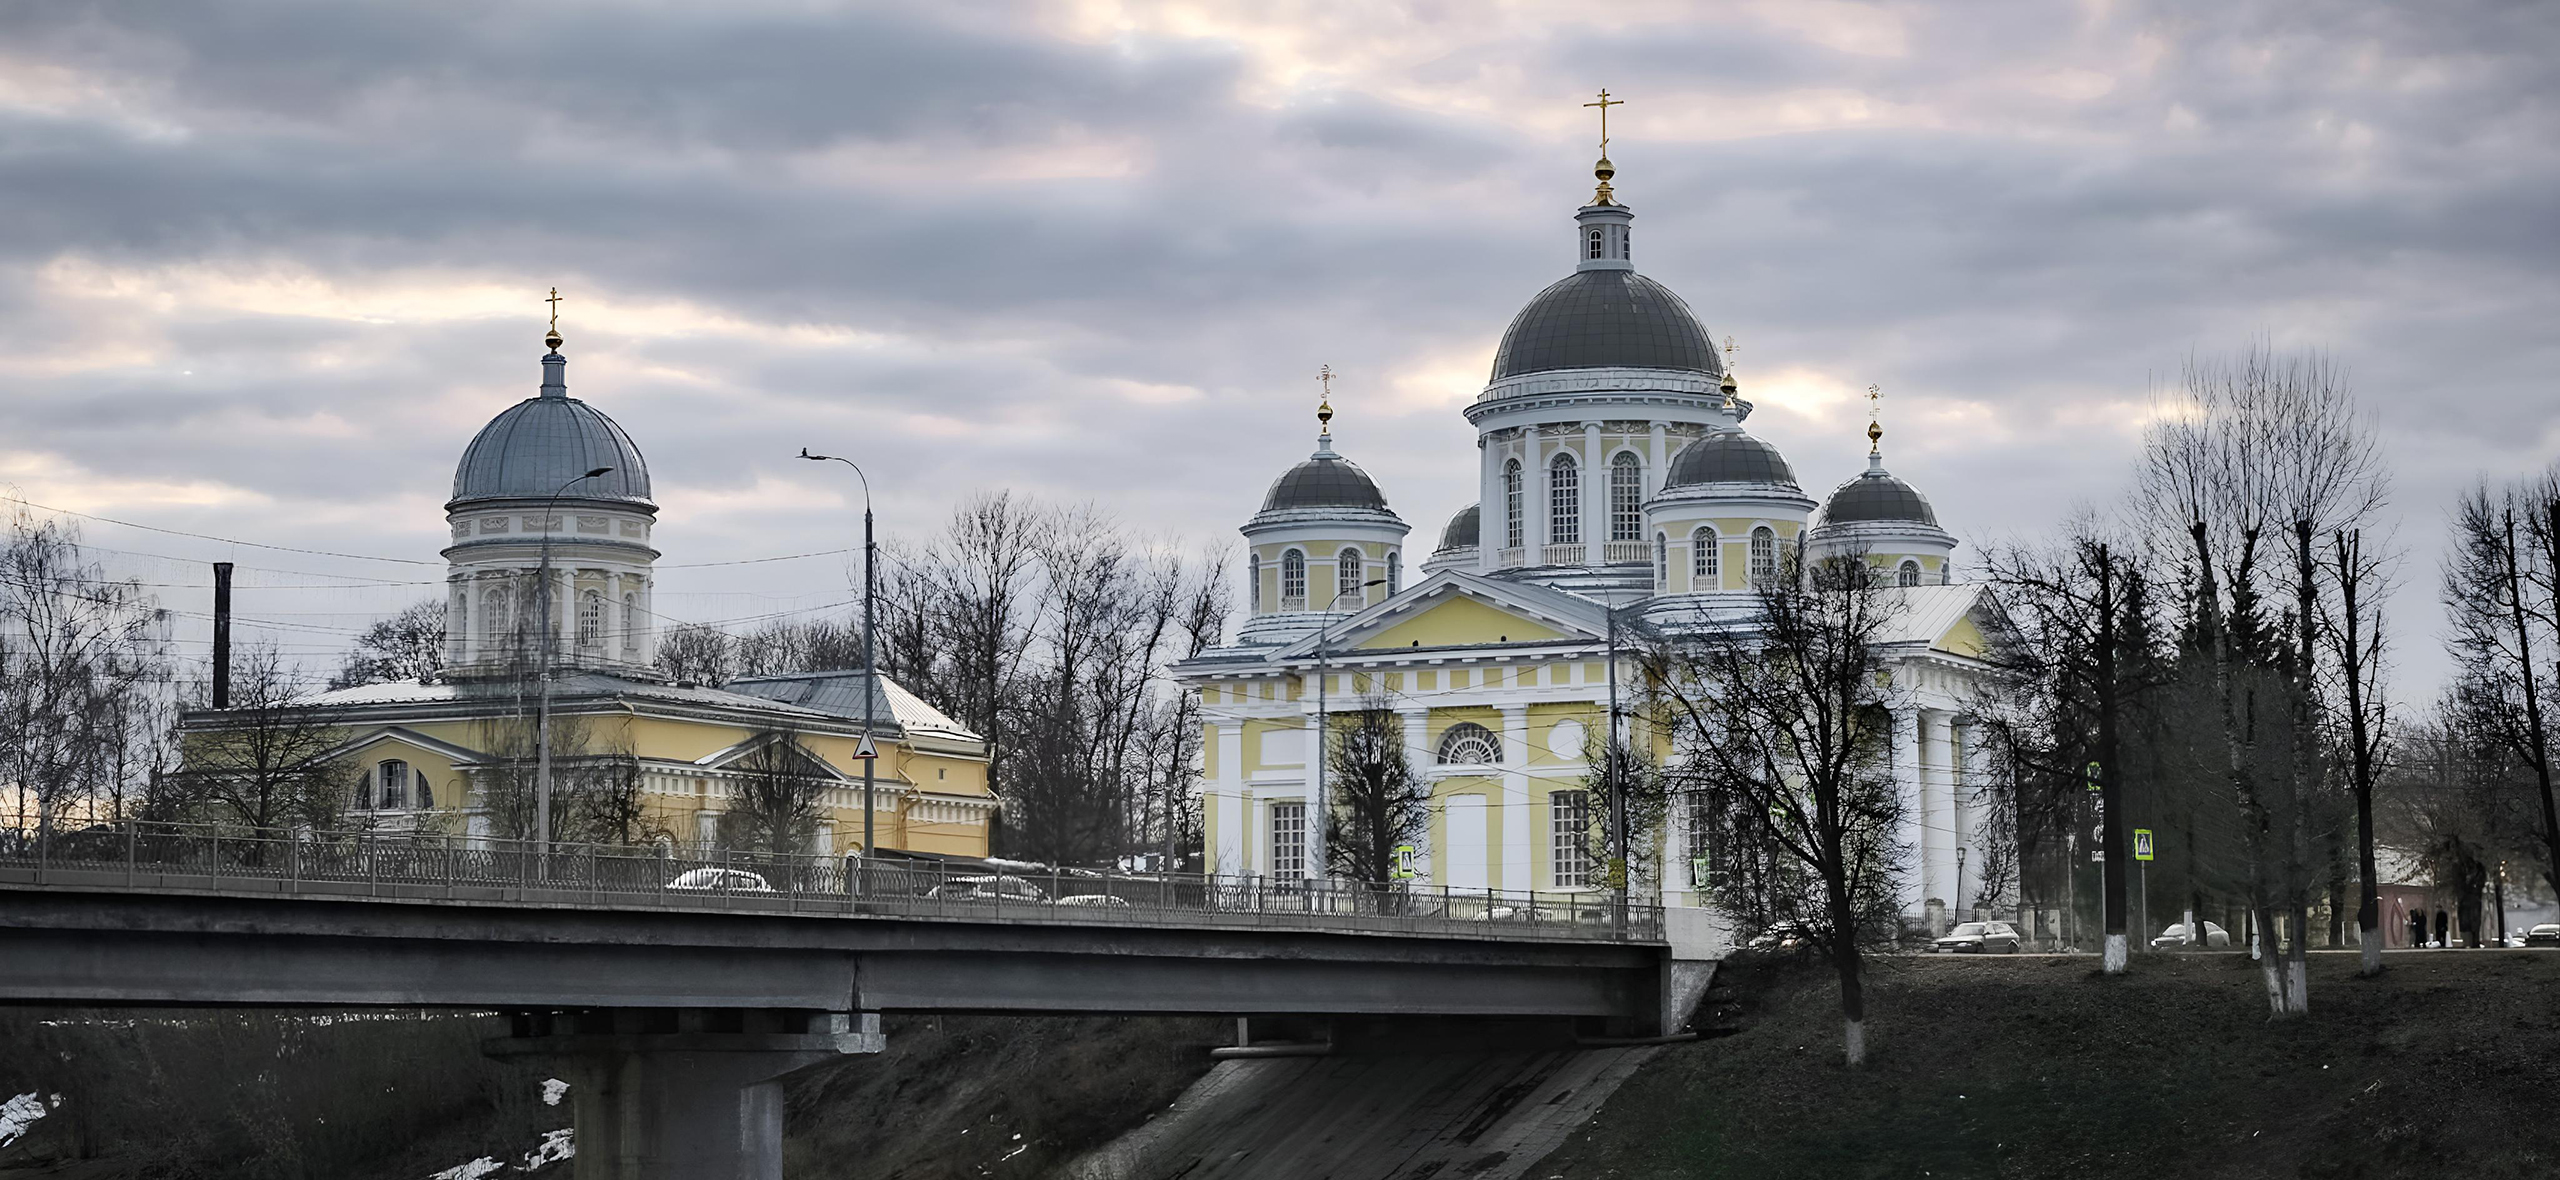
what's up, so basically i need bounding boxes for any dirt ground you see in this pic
[1538,949,2560,1180]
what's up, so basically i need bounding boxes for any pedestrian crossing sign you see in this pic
[2134,828,2155,861]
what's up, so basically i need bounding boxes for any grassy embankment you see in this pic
[0,1011,1224,1180]
[1543,950,2560,1180]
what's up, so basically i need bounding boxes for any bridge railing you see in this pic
[0,820,1663,943]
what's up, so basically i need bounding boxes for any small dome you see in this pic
[1261,451,1388,513]
[1436,504,1480,552]
[1490,270,1722,382]
[1822,469,1939,527]
[1665,431,1797,490]
[451,361,653,507]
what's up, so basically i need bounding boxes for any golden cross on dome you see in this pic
[544,287,565,350]
[1584,88,1623,154]
[1867,384,1884,452]
[1317,364,1336,432]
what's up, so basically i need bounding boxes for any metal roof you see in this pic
[1489,270,1722,381]
[1821,469,1939,527]
[1261,451,1389,513]
[1436,504,1480,552]
[450,354,654,508]
[1664,431,1798,489]
[722,669,980,742]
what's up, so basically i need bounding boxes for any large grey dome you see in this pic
[1822,469,1938,527]
[1436,504,1480,552]
[450,354,653,508]
[1490,270,1722,382]
[1665,431,1797,489]
[1261,451,1388,513]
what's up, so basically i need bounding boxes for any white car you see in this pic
[666,868,772,893]
[1052,894,1131,909]
[2150,920,2231,949]
[926,874,1047,903]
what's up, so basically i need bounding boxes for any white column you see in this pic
[1499,702,1532,893]
[1214,721,1244,875]
[1581,422,1603,559]
[1923,709,1956,910]
[1400,708,1431,879]
[1956,717,1988,916]
[1892,707,1924,917]
[1529,434,1550,552]
[1479,435,1503,574]
[1648,422,1668,496]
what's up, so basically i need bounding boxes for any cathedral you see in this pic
[184,318,998,858]
[1173,150,2004,932]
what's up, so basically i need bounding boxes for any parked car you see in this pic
[925,874,1047,903]
[1930,921,2023,954]
[1053,894,1132,909]
[2150,920,2231,949]
[667,868,772,893]
[1744,921,1813,950]
[2524,923,2560,947]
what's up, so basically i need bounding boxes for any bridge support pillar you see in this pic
[488,1008,883,1180]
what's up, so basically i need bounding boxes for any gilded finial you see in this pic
[1317,364,1336,433]
[1866,384,1884,454]
[544,287,565,351]
[1584,88,1624,204]
[1719,335,1739,406]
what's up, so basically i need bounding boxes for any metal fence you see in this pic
[0,821,1663,943]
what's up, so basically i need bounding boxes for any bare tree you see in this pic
[655,622,736,686]
[0,507,167,838]
[176,646,356,839]
[2326,529,2394,974]
[329,599,447,690]
[717,731,829,861]
[2443,476,2560,902]
[1648,549,1906,1067]
[1322,695,1427,885]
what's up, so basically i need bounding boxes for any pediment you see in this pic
[1275,571,1607,658]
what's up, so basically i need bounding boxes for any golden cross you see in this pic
[1867,384,1884,451]
[1318,363,1335,397]
[1584,89,1624,153]
[546,287,564,334]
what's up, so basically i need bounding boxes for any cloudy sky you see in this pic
[2,0,2554,699]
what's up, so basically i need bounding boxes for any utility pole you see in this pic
[535,466,613,876]
[797,450,878,877]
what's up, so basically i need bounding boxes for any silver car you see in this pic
[2150,920,2231,949]
[1930,921,2022,953]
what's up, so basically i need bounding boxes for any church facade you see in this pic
[1174,157,2004,931]
[180,324,997,858]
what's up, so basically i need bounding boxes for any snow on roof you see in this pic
[720,669,980,742]
[1872,583,1990,651]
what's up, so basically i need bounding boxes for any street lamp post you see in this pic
[797,450,877,872]
[535,466,614,875]
[1309,576,1390,888]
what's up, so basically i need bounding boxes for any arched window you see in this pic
[578,588,603,651]
[1502,460,1523,548]
[484,583,513,642]
[1692,526,1720,586]
[451,593,468,653]
[1609,454,1643,541]
[1549,455,1580,546]
[1587,228,1604,259]
[1386,553,1400,596]
[1621,228,1631,258]
[378,760,409,810]
[1281,549,1307,607]
[1750,526,1777,584]
[1898,560,1923,588]
[1337,548,1364,608]
[1247,553,1262,611]
[1436,722,1501,765]
[622,593,639,652]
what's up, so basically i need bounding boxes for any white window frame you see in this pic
[1247,553,1262,611]
[1609,453,1643,541]
[1551,790,1592,889]
[1281,549,1307,607]
[1271,800,1307,883]
[1549,455,1580,546]
[1337,547,1364,608]
[1898,559,1922,588]
[1693,526,1719,586]
[1503,460,1524,548]
[1435,722,1502,765]
[1750,526,1777,584]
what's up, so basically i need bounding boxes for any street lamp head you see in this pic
[798,448,827,462]
[582,466,613,479]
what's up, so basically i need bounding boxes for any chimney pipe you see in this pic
[212,562,233,708]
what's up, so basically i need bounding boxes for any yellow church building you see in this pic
[1174,152,2004,931]
[181,323,996,858]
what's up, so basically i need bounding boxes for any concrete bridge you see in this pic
[0,825,1707,1178]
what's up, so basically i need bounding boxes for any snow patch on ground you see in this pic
[540,1078,568,1107]
[0,1093,56,1148]
[524,1129,574,1170]
[427,1158,504,1180]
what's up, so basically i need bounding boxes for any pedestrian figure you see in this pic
[2434,908,2449,948]
[2410,909,2426,948]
